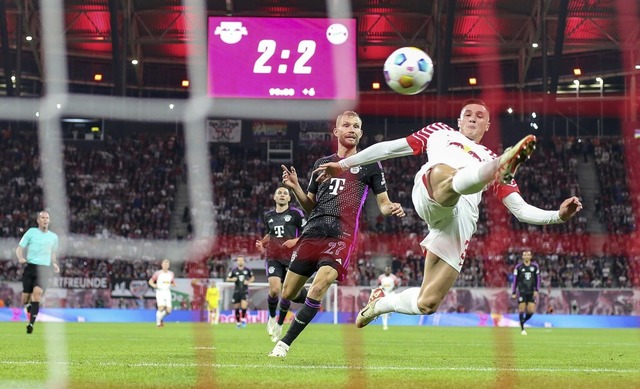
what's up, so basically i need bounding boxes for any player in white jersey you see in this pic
[313,99,582,328]
[376,266,399,330]
[148,259,176,327]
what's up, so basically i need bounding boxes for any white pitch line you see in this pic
[0,360,638,374]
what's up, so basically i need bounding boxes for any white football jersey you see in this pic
[378,274,399,293]
[151,270,175,291]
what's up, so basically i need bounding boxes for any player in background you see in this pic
[269,110,405,357]
[206,280,220,325]
[313,99,582,329]
[511,249,540,335]
[16,210,60,334]
[148,259,176,327]
[226,256,254,328]
[377,266,400,330]
[256,185,306,341]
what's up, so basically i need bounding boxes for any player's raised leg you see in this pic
[496,134,536,184]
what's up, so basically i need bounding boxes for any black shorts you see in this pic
[288,236,354,282]
[232,290,249,304]
[517,292,536,304]
[265,259,289,281]
[22,264,53,294]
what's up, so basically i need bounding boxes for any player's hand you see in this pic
[281,165,299,188]
[282,238,298,249]
[387,202,406,218]
[18,258,26,264]
[511,294,517,299]
[534,291,539,299]
[255,240,265,252]
[558,196,583,221]
[313,162,344,183]
[53,263,60,273]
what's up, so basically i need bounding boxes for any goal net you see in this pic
[0,1,356,387]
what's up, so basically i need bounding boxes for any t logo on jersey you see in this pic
[274,225,285,237]
[328,178,346,195]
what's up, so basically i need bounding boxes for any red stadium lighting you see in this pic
[372,82,380,90]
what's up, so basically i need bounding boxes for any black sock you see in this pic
[235,309,241,322]
[281,297,320,346]
[291,287,308,304]
[24,303,31,314]
[29,302,39,325]
[241,309,247,321]
[277,299,291,325]
[267,295,279,318]
[524,313,533,323]
[519,312,525,329]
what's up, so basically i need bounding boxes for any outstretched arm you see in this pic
[313,138,413,182]
[340,138,414,169]
[502,193,582,225]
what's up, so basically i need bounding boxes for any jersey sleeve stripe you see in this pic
[405,122,454,155]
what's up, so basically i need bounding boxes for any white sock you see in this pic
[381,313,388,327]
[155,310,162,325]
[451,158,501,195]
[160,310,168,320]
[375,287,421,315]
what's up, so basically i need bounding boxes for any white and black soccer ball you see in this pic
[383,47,434,95]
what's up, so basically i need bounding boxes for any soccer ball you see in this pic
[383,47,434,95]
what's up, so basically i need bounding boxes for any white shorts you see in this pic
[155,290,172,308]
[412,166,479,273]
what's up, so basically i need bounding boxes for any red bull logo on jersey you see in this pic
[449,141,482,162]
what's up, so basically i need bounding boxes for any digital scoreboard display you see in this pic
[207,17,357,101]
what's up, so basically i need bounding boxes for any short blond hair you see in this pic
[335,111,361,127]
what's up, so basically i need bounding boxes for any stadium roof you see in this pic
[0,0,638,117]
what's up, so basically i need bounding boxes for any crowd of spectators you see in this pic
[1,128,183,241]
[593,137,636,233]
[0,126,638,297]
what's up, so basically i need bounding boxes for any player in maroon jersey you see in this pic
[269,111,405,357]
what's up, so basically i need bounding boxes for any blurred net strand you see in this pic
[183,0,216,253]
[0,93,356,121]
[37,1,69,387]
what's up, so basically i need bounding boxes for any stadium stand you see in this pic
[1,126,638,297]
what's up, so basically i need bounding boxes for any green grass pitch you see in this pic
[0,322,638,388]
